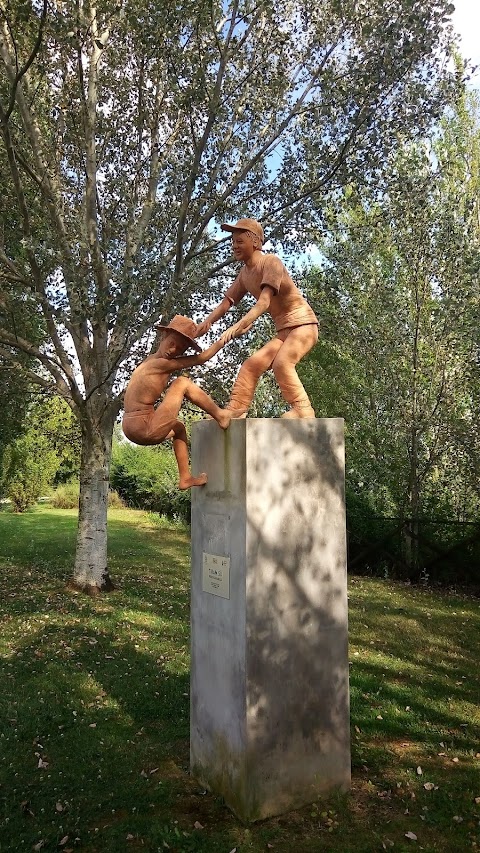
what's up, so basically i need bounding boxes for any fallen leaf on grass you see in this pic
[33,842,45,852]
[474,797,480,804]
[59,837,69,847]
[423,782,436,791]
[405,831,417,841]
[37,758,48,770]
[416,766,422,775]
[193,821,204,829]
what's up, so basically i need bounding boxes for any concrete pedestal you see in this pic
[190,418,350,822]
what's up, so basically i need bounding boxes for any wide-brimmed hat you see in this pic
[221,217,264,244]
[156,315,202,352]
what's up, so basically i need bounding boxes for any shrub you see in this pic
[111,441,190,521]
[8,482,37,513]
[3,438,58,512]
[107,488,125,508]
[50,480,80,509]
[51,480,125,510]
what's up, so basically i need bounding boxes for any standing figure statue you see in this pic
[195,218,318,418]
[122,316,237,489]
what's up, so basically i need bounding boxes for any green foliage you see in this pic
[6,481,37,513]
[0,0,461,582]
[0,506,479,851]
[1,393,81,508]
[49,479,80,509]
[2,426,59,510]
[106,489,125,509]
[44,398,81,485]
[0,365,34,471]
[111,440,191,521]
[299,90,480,582]
[50,480,124,510]
[303,91,480,525]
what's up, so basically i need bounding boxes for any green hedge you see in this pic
[110,441,190,521]
[50,481,124,510]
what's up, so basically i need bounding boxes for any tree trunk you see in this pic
[403,424,421,578]
[72,412,116,595]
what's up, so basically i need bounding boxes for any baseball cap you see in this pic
[221,218,264,244]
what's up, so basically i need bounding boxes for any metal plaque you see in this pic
[202,552,230,599]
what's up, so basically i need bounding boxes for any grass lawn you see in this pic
[0,505,479,853]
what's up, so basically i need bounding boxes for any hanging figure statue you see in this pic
[122,315,240,489]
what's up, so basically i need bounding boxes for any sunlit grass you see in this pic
[0,505,479,852]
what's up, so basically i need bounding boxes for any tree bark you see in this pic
[72,409,116,594]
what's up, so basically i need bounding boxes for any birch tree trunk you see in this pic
[72,405,116,594]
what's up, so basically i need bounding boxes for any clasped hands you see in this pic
[220,320,253,344]
[194,319,253,345]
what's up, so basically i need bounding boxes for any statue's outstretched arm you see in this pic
[195,297,233,338]
[221,285,274,343]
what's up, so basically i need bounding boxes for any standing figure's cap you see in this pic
[221,218,264,245]
[155,315,202,352]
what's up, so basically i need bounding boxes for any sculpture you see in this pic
[122,316,237,489]
[195,218,318,418]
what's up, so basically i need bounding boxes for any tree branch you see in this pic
[0,0,48,122]
[0,345,63,394]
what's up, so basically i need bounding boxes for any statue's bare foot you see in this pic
[282,406,316,419]
[205,408,246,424]
[179,472,208,489]
[226,404,248,419]
[215,408,247,429]
[229,408,248,419]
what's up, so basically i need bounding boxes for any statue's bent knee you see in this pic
[171,375,190,391]
[242,355,265,379]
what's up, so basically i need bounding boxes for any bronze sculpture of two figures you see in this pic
[123,218,319,488]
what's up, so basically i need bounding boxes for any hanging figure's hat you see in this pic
[155,315,202,352]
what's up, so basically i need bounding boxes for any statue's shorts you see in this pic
[122,407,177,446]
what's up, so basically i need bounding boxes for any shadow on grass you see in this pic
[1,508,479,852]
[347,577,480,847]
[1,620,201,850]
[0,505,191,619]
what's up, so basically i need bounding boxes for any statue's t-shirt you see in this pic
[224,253,318,332]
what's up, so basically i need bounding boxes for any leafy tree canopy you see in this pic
[302,87,480,524]
[0,0,460,588]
